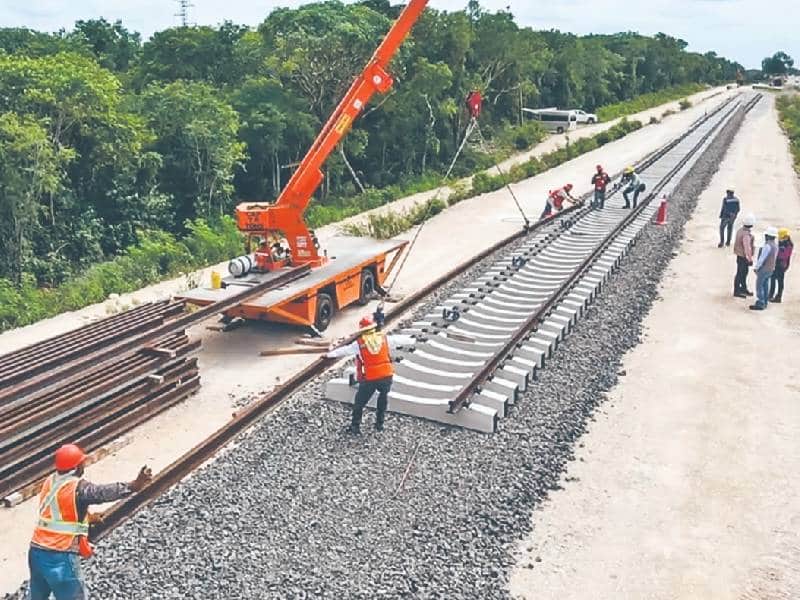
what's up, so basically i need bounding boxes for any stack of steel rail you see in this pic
[0,264,313,505]
[0,300,199,504]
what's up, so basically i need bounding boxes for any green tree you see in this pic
[137,81,246,222]
[0,113,73,282]
[762,51,794,76]
[69,18,141,72]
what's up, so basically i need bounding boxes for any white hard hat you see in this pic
[742,213,756,227]
[765,226,778,238]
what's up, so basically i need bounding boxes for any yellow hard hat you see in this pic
[623,166,634,174]
[778,227,790,240]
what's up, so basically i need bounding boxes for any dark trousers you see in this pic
[593,189,606,209]
[719,218,734,245]
[623,185,642,208]
[734,256,750,294]
[28,546,86,600]
[352,376,392,429]
[539,203,553,220]
[770,267,785,299]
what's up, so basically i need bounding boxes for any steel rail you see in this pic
[89,94,748,541]
[0,265,311,403]
[447,96,755,412]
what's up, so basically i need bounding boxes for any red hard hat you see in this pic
[54,444,86,471]
[358,316,375,329]
[565,183,573,191]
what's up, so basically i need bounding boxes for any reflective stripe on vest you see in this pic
[356,332,393,381]
[31,474,88,550]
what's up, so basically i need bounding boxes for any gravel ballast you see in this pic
[5,105,747,600]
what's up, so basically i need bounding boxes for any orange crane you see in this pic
[179,0,429,331]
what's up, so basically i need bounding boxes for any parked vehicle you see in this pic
[522,108,578,134]
[572,109,598,124]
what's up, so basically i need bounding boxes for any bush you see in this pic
[777,95,800,173]
[678,99,692,110]
[0,216,245,333]
[596,83,705,121]
[649,116,660,124]
[341,198,447,239]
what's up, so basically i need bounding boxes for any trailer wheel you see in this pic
[357,269,376,306]
[315,293,334,331]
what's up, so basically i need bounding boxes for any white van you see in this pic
[522,108,578,134]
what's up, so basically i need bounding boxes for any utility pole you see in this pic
[175,0,193,27]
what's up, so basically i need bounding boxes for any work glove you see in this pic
[87,512,105,525]
[128,465,153,492]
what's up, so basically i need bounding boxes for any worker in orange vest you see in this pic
[28,444,152,600]
[540,183,580,220]
[326,316,416,434]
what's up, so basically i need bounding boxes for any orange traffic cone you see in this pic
[655,195,668,225]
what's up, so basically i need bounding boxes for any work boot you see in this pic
[345,424,361,436]
[725,241,731,247]
[734,292,747,298]
[375,421,384,432]
[718,242,724,248]
[749,303,764,311]
[744,289,754,296]
[773,295,782,303]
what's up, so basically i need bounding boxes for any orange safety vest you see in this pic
[31,473,91,556]
[355,331,394,382]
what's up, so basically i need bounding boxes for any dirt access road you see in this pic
[509,94,800,599]
[0,88,734,595]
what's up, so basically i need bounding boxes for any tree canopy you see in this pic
[0,1,743,288]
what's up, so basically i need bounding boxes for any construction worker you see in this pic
[540,183,579,220]
[28,444,152,600]
[591,165,611,209]
[718,189,741,247]
[326,317,416,434]
[733,213,756,298]
[750,226,779,310]
[769,228,793,303]
[615,166,645,208]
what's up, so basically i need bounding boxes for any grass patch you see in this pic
[596,83,706,121]
[340,198,447,239]
[776,94,800,173]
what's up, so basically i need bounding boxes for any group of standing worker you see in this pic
[724,189,793,310]
[542,164,647,220]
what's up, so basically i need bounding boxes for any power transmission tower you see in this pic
[175,0,193,27]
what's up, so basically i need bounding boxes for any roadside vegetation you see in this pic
[345,118,643,239]
[596,83,704,121]
[776,94,800,172]
[0,1,745,330]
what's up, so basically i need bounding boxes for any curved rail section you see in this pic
[325,93,761,432]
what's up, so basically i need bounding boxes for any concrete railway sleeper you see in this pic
[46,92,752,546]
[325,93,760,432]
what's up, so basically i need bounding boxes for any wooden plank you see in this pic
[259,347,327,357]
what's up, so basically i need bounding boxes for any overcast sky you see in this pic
[3,0,798,69]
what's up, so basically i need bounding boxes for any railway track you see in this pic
[84,91,759,542]
[326,92,762,431]
[0,266,310,504]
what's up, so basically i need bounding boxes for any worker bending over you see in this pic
[540,183,579,220]
[326,317,416,434]
[591,165,611,210]
[615,167,646,208]
[28,444,151,600]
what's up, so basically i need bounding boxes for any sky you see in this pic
[2,0,798,69]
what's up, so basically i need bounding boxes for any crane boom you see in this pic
[235,0,429,271]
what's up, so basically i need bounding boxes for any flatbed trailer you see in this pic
[177,236,407,331]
